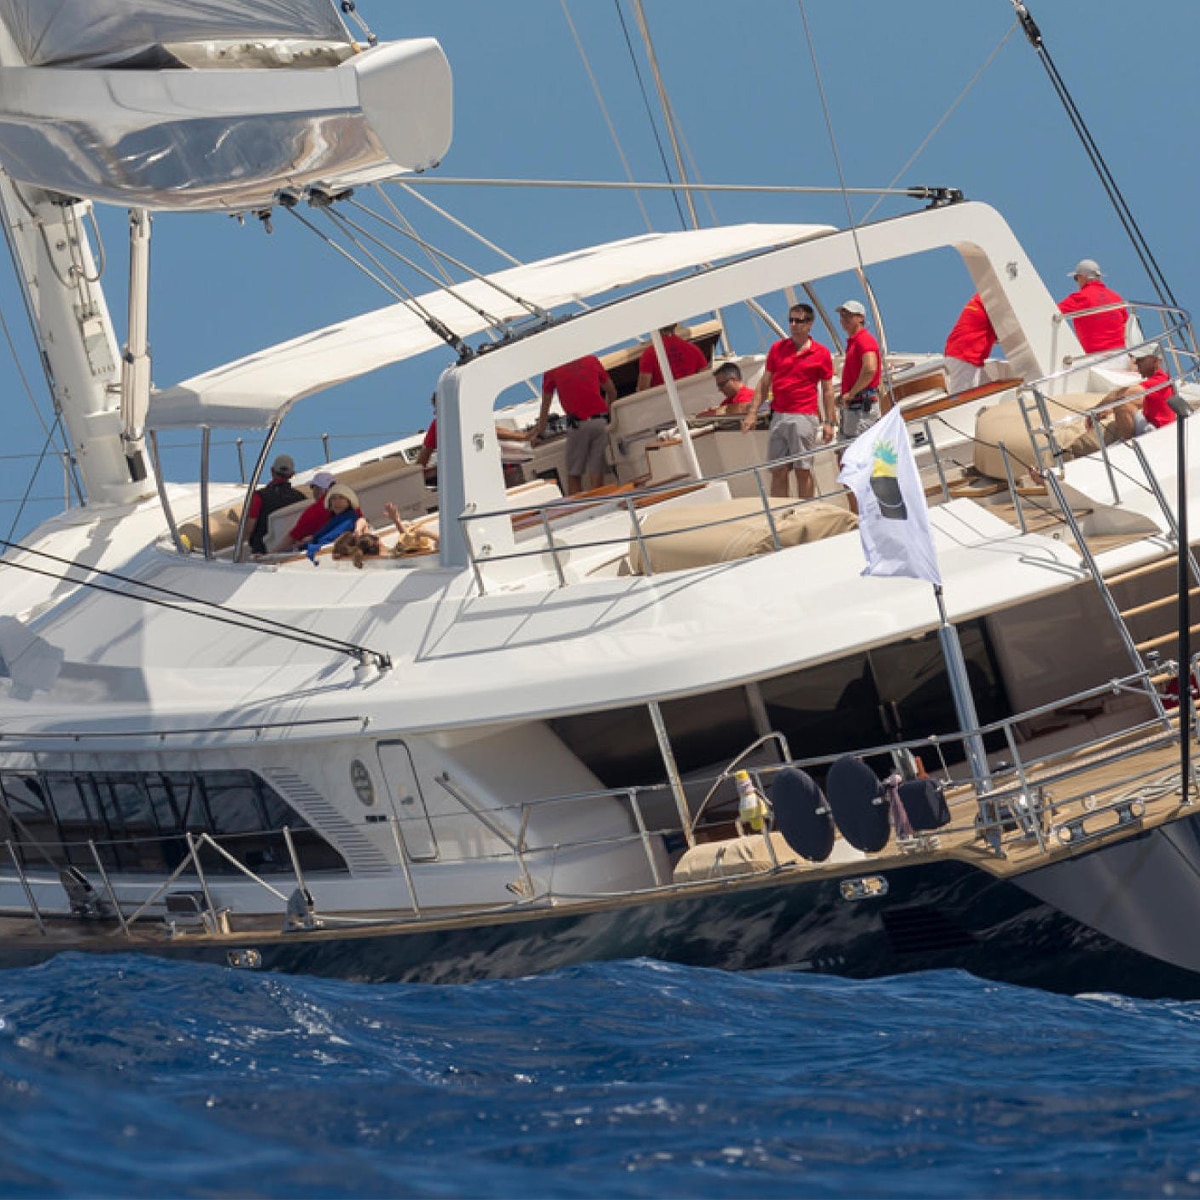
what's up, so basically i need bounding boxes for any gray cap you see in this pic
[1070,259,1103,280]
[271,453,295,476]
[837,299,866,316]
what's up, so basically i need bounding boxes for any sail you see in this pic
[0,0,349,68]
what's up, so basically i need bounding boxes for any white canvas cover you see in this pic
[0,0,348,67]
[148,222,832,431]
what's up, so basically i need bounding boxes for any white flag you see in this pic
[836,406,941,586]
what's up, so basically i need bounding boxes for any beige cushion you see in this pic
[973,394,1102,480]
[630,498,857,574]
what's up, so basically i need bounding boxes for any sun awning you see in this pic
[147,222,832,431]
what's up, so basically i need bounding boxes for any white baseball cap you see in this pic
[837,299,866,316]
[310,470,335,491]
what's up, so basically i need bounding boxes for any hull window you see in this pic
[0,769,346,876]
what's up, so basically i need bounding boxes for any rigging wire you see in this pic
[282,203,472,359]
[399,176,932,198]
[0,536,391,668]
[393,181,524,267]
[795,0,896,393]
[613,0,688,228]
[4,423,68,542]
[560,0,654,233]
[1010,1,1177,308]
[862,22,1020,223]
[629,0,699,232]
[320,202,507,327]
[349,192,550,320]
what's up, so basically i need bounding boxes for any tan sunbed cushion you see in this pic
[973,394,1101,480]
[630,498,856,574]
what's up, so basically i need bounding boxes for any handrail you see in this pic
[0,668,1179,931]
[459,441,853,593]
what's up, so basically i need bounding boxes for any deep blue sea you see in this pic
[0,956,1197,1198]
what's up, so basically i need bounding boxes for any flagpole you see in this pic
[934,585,992,790]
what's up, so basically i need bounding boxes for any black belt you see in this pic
[565,414,609,428]
[846,389,879,412]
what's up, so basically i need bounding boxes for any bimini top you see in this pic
[147,221,832,431]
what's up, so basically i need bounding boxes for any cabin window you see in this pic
[0,769,346,876]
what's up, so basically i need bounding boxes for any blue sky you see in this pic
[2,0,1196,539]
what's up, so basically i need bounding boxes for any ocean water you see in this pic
[0,957,1197,1198]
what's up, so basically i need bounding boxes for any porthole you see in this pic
[350,759,376,807]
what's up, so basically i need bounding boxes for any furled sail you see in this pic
[0,0,452,211]
[0,0,349,68]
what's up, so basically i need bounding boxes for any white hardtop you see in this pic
[147,222,829,429]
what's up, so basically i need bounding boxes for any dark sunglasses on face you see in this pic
[789,316,812,325]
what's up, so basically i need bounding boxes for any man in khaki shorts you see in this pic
[740,302,835,498]
[534,355,617,494]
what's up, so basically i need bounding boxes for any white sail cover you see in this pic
[0,0,349,67]
[148,223,833,430]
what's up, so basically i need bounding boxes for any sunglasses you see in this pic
[788,316,813,325]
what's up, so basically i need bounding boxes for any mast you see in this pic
[0,22,153,508]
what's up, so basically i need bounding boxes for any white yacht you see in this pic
[2,0,1200,996]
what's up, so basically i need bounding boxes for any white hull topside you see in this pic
[0,411,1191,746]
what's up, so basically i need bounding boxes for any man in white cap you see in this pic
[1094,343,1178,441]
[246,452,305,554]
[279,469,336,551]
[1059,259,1128,355]
[835,299,883,439]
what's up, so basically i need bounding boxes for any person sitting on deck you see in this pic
[276,470,336,551]
[303,483,366,563]
[246,453,305,554]
[1093,344,1178,441]
[700,362,756,414]
[384,500,440,555]
[635,323,709,392]
[1059,259,1128,355]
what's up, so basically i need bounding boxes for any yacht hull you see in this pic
[6,811,1200,998]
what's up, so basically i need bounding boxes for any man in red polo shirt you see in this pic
[636,324,709,391]
[835,299,883,440]
[740,302,835,498]
[1095,343,1178,441]
[1059,259,1128,355]
[943,293,998,393]
[534,354,617,494]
